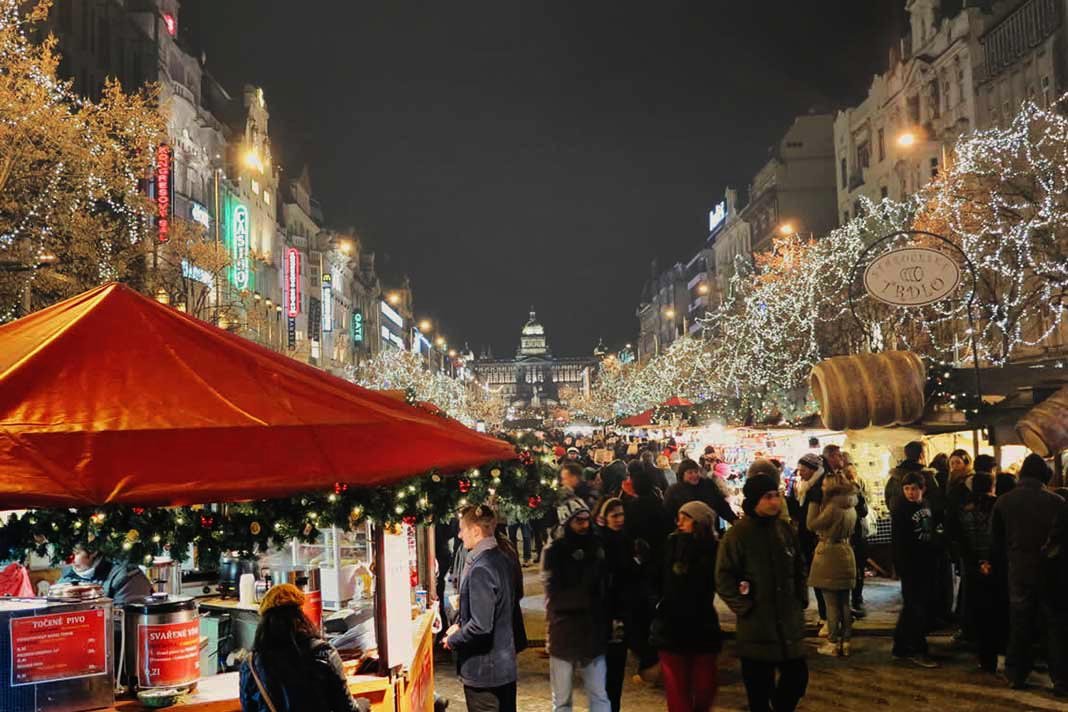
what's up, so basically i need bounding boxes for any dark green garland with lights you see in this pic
[0,451,563,567]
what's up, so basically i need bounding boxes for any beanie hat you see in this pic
[743,474,779,516]
[747,458,781,481]
[798,453,822,471]
[678,501,716,531]
[677,459,701,476]
[259,583,306,616]
[556,497,590,526]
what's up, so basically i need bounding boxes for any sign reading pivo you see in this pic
[863,247,962,307]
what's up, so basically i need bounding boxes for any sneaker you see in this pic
[840,642,852,657]
[816,642,839,657]
[818,621,829,638]
[908,655,939,669]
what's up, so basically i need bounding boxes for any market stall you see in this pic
[0,283,520,712]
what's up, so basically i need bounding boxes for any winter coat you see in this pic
[542,528,608,662]
[623,493,673,593]
[650,531,722,654]
[992,478,1066,603]
[891,499,937,579]
[664,478,737,527]
[995,472,1018,497]
[447,540,518,687]
[58,558,152,605]
[955,493,996,572]
[598,527,643,628]
[239,638,362,712]
[884,460,940,517]
[716,514,808,662]
[807,478,858,591]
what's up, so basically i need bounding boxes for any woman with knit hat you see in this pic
[717,464,809,712]
[650,500,723,712]
[240,583,364,712]
[806,467,859,657]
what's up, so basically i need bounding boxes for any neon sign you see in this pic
[162,12,177,37]
[155,144,172,242]
[351,310,364,344]
[286,248,300,317]
[321,273,333,333]
[708,201,727,233]
[232,204,249,289]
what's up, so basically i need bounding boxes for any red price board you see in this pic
[137,619,201,688]
[10,608,108,686]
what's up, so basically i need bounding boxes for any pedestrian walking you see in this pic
[793,452,827,630]
[807,468,858,657]
[595,497,642,712]
[954,471,1007,673]
[890,471,939,668]
[841,454,870,618]
[992,453,1067,692]
[663,458,737,529]
[717,468,809,712]
[542,497,611,712]
[651,501,722,712]
[443,505,518,712]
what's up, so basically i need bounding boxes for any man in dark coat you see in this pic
[992,454,1067,693]
[542,497,611,712]
[444,505,518,712]
[58,544,152,605]
[717,472,809,712]
[663,458,736,526]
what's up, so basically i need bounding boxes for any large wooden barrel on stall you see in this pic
[1017,385,1068,458]
[810,351,927,431]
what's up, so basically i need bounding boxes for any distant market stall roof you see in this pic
[0,283,514,508]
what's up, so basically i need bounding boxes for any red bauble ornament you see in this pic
[458,478,471,494]
[334,482,349,495]
[518,451,534,465]
[528,495,542,509]
[403,515,417,526]
[199,515,214,528]
[132,507,145,515]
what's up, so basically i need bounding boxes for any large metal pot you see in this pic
[123,593,200,693]
[145,558,182,596]
[267,566,322,630]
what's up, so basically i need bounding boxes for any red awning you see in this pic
[619,408,655,427]
[659,396,694,408]
[0,283,514,508]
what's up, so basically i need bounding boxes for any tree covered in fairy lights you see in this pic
[0,0,165,321]
[604,99,1068,424]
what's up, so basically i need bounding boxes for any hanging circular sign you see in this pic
[863,247,962,307]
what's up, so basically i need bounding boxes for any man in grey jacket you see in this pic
[444,504,517,712]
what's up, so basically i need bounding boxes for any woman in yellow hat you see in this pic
[239,583,363,711]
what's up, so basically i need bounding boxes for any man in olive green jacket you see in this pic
[716,467,809,712]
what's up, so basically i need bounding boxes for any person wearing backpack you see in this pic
[240,583,366,712]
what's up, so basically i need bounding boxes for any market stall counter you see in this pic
[106,611,434,712]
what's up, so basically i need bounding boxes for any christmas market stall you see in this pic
[0,283,537,712]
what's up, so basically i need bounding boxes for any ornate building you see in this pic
[472,310,599,412]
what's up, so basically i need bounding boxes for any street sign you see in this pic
[863,247,961,307]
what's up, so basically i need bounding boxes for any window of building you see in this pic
[857,141,870,169]
[263,191,271,206]
[877,128,885,162]
[842,211,850,225]
[840,158,847,188]
[1042,76,1051,107]
[251,179,260,196]
[880,185,889,199]
[854,200,864,219]
[930,157,939,178]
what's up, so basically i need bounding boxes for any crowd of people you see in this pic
[439,432,1068,712]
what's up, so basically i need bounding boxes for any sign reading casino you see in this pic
[863,247,961,308]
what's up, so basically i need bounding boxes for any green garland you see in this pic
[0,452,563,566]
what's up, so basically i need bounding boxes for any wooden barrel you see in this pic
[1017,385,1068,457]
[809,351,927,431]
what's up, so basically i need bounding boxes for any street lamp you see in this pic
[387,292,401,306]
[664,308,676,320]
[778,222,796,236]
[435,336,446,348]
[418,319,432,332]
[338,240,353,255]
[697,283,710,295]
[242,148,264,173]
[897,131,918,148]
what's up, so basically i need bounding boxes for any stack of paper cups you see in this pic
[239,573,256,606]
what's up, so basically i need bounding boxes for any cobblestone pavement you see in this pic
[434,635,1068,711]
[434,570,1068,711]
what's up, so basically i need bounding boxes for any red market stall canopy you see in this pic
[660,396,694,408]
[0,283,515,508]
[618,397,696,427]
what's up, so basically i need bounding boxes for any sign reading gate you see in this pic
[863,247,961,307]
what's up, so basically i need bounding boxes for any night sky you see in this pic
[183,1,905,358]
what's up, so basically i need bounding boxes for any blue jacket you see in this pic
[447,540,517,687]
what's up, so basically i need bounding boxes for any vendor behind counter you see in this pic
[56,543,152,605]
